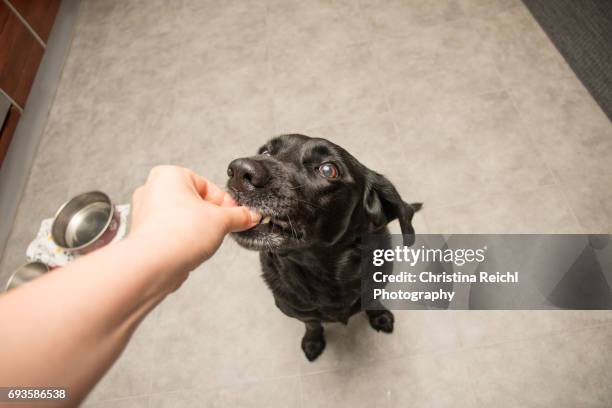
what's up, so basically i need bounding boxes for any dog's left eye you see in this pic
[318,163,339,179]
[261,150,271,156]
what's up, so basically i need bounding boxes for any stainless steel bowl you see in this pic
[51,191,119,253]
[5,261,49,291]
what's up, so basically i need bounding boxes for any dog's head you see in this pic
[227,134,418,252]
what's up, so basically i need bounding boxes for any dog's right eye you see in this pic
[261,150,271,156]
[318,162,339,179]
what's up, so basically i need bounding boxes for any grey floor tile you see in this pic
[84,314,158,404]
[151,306,302,392]
[478,6,573,86]
[378,50,503,114]
[458,0,522,18]
[270,44,388,131]
[73,0,117,45]
[464,324,612,407]
[178,2,267,72]
[562,173,612,233]
[453,310,612,349]
[149,376,300,408]
[82,396,149,408]
[28,106,96,188]
[152,241,303,391]
[301,351,478,408]
[63,104,188,202]
[493,31,572,89]
[371,18,486,76]
[155,240,267,323]
[177,0,267,70]
[300,311,462,375]
[509,74,599,129]
[391,92,554,207]
[267,0,369,57]
[424,185,580,233]
[361,0,465,38]
[96,35,181,109]
[175,58,270,120]
[104,0,180,50]
[509,76,612,182]
[52,37,109,115]
[0,228,37,286]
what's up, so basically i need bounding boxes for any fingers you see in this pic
[222,206,261,232]
[146,166,238,208]
[220,193,238,207]
[190,172,237,207]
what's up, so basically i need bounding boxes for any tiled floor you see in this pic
[1,0,612,406]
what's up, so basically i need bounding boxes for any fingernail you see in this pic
[249,209,261,224]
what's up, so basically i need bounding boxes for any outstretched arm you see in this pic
[0,166,259,406]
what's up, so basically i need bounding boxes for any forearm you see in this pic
[0,236,182,406]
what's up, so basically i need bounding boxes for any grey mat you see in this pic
[522,0,612,121]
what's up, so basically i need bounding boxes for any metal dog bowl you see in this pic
[51,191,119,254]
[5,261,49,291]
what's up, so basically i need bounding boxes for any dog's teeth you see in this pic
[274,219,289,228]
[261,216,271,224]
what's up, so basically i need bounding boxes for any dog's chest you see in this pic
[259,250,361,322]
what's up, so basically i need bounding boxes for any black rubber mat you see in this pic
[522,0,612,121]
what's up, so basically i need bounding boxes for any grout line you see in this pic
[455,318,612,353]
[3,0,46,48]
[298,372,305,408]
[85,393,151,406]
[265,1,280,135]
[354,0,434,236]
[142,372,304,400]
[264,1,278,136]
[101,312,612,404]
[488,1,586,235]
[483,12,587,235]
[354,4,399,136]
[146,319,158,399]
[296,317,612,381]
[503,86,586,234]
[420,182,546,213]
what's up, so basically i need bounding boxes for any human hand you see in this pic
[129,166,261,274]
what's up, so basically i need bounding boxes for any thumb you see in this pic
[223,206,261,232]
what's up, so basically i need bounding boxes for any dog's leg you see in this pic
[301,321,325,362]
[366,308,394,333]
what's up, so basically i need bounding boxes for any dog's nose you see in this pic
[227,158,270,191]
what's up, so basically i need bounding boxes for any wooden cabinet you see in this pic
[0,1,45,108]
[0,0,60,168]
[0,105,20,165]
[7,0,61,43]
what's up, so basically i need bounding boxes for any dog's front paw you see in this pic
[301,337,326,361]
[368,310,394,333]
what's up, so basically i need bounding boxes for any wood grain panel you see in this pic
[0,1,44,107]
[8,0,61,43]
[0,105,20,167]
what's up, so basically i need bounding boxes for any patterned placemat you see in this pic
[26,204,131,267]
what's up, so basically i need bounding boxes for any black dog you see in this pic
[227,134,421,361]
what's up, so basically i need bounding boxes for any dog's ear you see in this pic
[363,173,421,246]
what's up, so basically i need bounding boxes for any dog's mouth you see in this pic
[250,214,292,235]
[230,204,302,251]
